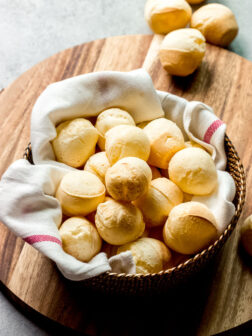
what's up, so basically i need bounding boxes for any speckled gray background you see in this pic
[0,0,251,335]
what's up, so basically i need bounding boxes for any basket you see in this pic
[23,135,246,295]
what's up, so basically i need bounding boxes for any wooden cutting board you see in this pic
[0,35,251,336]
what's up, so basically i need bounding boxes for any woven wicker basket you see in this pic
[24,135,246,295]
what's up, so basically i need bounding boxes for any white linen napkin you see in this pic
[0,69,236,281]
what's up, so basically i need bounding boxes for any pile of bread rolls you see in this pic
[144,0,239,76]
[52,107,220,275]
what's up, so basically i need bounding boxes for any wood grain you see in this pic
[0,35,251,336]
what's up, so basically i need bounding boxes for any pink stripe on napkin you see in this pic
[203,120,224,144]
[24,235,62,246]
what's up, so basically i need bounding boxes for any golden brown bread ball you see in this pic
[86,211,96,224]
[95,198,145,245]
[143,118,185,169]
[95,108,135,150]
[52,118,99,168]
[117,237,172,274]
[160,168,169,179]
[134,177,183,227]
[191,4,238,47]
[185,140,205,150]
[168,147,217,195]
[186,0,204,4]
[183,192,193,202]
[137,121,150,129]
[159,28,206,76]
[84,151,110,185]
[163,201,218,254]
[105,157,152,202]
[105,125,150,165]
[171,251,190,267]
[145,0,192,34]
[59,217,102,262]
[56,171,105,216]
[150,165,161,180]
[240,215,252,256]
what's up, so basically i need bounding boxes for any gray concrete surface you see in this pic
[0,290,48,336]
[0,0,251,335]
[0,0,252,90]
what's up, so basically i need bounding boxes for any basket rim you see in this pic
[23,134,246,280]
